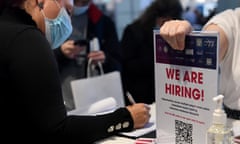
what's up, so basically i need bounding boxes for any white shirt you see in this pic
[204,8,240,110]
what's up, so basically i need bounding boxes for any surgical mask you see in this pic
[41,2,73,49]
[73,5,89,16]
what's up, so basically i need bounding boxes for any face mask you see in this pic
[41,6,73,49]
[73,5,89,16]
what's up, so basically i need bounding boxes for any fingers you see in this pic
[144,104,151,110]
[127,103,151,129]
[61,40,85,59]
[160,20,192,50]
[143,105,151,119]
[61,40,74,58]
[88,51,106,63]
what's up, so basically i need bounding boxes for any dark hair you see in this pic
[6,0,24,6]
[0,0,26,14]
[137,0,183,29]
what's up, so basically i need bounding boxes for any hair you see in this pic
[137,0,183,30]
[1,0,25,7]
[0,0,26,14]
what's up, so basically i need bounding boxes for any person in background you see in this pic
[0,0,150,143]
[182,6,206,31]
[160,8,240,120]
[54,0,122,110]
[121,0,183,105]
[182,6,197,25]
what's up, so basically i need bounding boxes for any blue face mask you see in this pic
[73,5,89,16]
[41,6,73,49]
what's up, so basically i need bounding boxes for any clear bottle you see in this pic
[206,95,233,144]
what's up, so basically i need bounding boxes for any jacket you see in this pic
[0,7,133,143]
[121,20,155,104]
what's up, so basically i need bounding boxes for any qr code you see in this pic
[175,120,193,144]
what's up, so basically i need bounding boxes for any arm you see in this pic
[65,103,150,143]
[160,20,228,62]
[11,28,149,143]
[53,40,86,71]
[203,24,228,61]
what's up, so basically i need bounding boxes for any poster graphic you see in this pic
[154,30,219,144]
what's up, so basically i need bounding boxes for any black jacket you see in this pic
[121,20,155,104]
[0,7,133,143]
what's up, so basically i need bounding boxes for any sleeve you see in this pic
[63,108,134,143]
[9,28,133,143]
[203,9,236,57]
[53,47,73,72]
[9,27,67,130]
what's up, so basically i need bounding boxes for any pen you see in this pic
[126,91,136,104]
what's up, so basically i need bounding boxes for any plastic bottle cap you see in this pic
[212,94,227,125]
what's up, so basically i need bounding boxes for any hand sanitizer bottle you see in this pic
[206,95,233,144]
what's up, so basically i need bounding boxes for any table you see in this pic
[95,104,240,144]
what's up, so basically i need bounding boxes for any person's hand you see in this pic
[87,51,106,64]
[60,40,85,59]
[160,20,193,50]
[64,0,73,15]
[126,103,150,129]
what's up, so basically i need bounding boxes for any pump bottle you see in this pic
[206,95,233,144]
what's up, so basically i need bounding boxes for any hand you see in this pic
[60,40,85,59]
[87,51,106,64]
[160,20,193,50]
[64,0,73,15]
[126,103,150,129]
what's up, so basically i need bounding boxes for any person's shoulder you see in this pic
[12,23,45,43]
[100,14,114,23]
[227,7,240,13]
[2,19,38,31]
[124,20,142,32]
[218,7,240,16]
[234,7,240,15]
[0,21,44,47]
[2,21,42,40]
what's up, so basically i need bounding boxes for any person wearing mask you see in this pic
[159,8,240,120]
[121,0,183,105]
[54,0,122,110]
[0,0,150,143]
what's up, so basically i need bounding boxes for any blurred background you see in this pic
[92,0,240,39]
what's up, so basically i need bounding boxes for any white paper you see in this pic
[68,97,117,116]
[95,136,136,144]
[70,71,125,115]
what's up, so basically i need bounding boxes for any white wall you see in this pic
[114,0,220,39]
[217,0,240,13]
[114,0,154,39]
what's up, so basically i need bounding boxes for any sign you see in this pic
[154,30,219,144]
